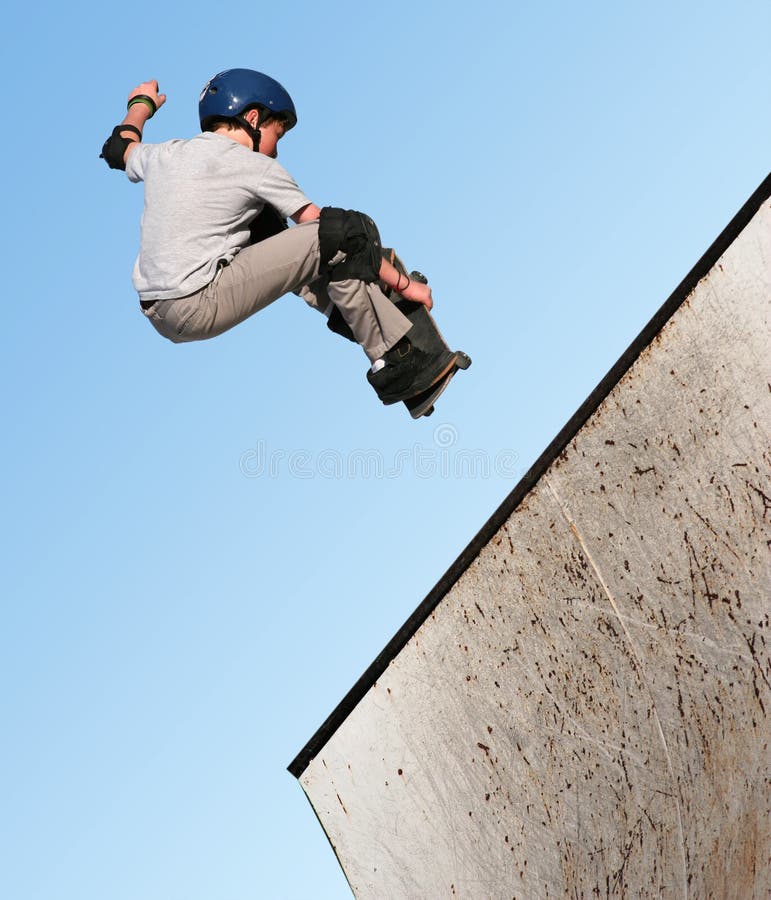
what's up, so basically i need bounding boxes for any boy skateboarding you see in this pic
[101,69,469,414]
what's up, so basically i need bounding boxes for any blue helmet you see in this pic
[199,68,297,130]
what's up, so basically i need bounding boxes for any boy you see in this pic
[101,69,458,406]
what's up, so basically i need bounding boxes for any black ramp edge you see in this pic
[288,172,771,780]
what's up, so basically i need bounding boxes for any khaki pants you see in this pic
[141,220,411,362]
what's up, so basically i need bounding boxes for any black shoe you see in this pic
[367,337,457,404]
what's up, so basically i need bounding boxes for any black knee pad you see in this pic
[319,207,382,283]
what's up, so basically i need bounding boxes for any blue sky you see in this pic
[2,1,770,897]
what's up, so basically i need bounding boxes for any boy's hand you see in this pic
[399,279,433,311]
[128,80,167,112]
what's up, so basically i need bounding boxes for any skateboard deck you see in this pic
[395,270,471,418]
[375,254,471,418]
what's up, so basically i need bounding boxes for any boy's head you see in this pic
[199,69,296,155]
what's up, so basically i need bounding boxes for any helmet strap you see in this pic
[235,114,261,152]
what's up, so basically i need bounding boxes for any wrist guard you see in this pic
[127,94,157,117]
[100,124,141,171]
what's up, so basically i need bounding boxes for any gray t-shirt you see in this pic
[126,132,312,302]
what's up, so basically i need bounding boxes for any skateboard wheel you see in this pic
[456,352,472,370]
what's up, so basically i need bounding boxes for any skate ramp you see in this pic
[289,175,771,898]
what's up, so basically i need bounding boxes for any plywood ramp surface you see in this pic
[291,177,771,899]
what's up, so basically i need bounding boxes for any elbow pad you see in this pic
[99,124,141,171]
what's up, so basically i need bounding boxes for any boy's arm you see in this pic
[101,80,167,170]
[290,204,433,309]
[378,256,433,309]
[291,203,322,224]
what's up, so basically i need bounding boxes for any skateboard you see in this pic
[396,271,472,419]
[404,349,472,418]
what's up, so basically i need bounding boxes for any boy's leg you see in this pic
[324,280,411,362]
[185,221,323,338]
[144,221,321,343]
[148,220,411,359]
[298,276,413,362]
[296,277,335,317]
